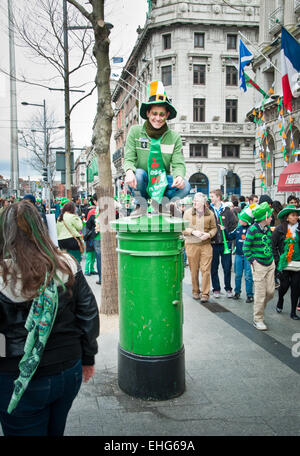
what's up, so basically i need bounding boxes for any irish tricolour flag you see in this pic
[281,27,300,112]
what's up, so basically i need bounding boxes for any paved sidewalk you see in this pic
[64,261,300,437]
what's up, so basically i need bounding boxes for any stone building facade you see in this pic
[112,0,260,198]
[249,0,300,203]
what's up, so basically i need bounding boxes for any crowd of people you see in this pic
[180,191,300,331]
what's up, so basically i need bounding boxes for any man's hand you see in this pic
[82,365,95,383]
[172,176,185,189]
[125,170,137,188]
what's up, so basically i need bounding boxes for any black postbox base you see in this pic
[118,345,185,401]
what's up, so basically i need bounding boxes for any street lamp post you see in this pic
[21,100,64,212]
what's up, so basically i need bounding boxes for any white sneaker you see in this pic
[226,290,234,298]
[213,291,221,298]
[253,321,267,331]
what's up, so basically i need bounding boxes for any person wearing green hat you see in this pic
[272,204,300,320]
[243,202,275,330]
[220,205,256,302]
[124,80,190,216]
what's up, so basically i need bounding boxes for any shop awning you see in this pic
[277,161,300,192]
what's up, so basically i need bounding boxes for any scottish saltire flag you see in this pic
[239,39,253,92]
[281,27,300,112]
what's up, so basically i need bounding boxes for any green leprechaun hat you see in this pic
[252,201,273,222]
[140,80,177,120]
[238,203,257,225]
[277,204,300,219]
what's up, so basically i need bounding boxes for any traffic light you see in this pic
[42,167,48,183]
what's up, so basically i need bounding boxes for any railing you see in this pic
[177,122,255,135]
[269,6,283,34]
[295,0,300,14]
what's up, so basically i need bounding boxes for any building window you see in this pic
[193,64,206,85]
[189,144,208,157]
[226,66,238,86]
[193,98,205,122]
[161,65,172,86]
[194,32,204,48]
[222,145,240,158]
[163,33,171,50]
[226,99,237,122]
[227,34,237,50]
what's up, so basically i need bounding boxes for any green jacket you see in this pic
[124,123,186,178]
[57,212,83,240]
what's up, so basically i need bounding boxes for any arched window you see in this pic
[252,177,255,194]
[286,126,300,163]
[189,173,209,195]
[264,133,275,187]
[221,172,240,196]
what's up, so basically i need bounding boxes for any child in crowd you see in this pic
[220,206,255,303]
[243,202,275,331]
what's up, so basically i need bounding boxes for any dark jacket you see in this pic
[0,258,99,376]
[84,208,97,252]
[272,221,300,268]
[210,205,238,244]
[225,224,251,256]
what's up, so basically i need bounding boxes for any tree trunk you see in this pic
[67,0,118,315]
[92,5,118,315]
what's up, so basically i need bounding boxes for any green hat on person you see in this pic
[252,201,273,222]
[140,80,177,120]
[239,203,257,225]
[60,197,69,207]
[277,204,300,219]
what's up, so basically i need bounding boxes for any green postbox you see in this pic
[111,214,189,400]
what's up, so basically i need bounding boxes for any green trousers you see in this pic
[85,251,96,274]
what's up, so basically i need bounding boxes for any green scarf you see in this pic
[7,276,58,414]
[146,137,168,203]
[145,119,168,139]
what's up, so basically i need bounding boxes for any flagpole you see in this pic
[238,31,282,75]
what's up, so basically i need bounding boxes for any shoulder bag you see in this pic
[63,218,85,254]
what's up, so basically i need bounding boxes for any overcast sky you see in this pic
[0,0,148,179]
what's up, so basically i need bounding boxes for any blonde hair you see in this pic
[194,192,207,204]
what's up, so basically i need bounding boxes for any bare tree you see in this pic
[19,108,64,185]
[65,0,118,315]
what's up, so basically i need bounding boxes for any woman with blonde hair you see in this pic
[0,200,99,435]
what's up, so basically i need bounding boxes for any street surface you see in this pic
[64,258,300,437]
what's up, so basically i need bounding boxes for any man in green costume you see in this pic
[124,80,190,216]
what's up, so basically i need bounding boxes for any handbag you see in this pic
[284,261,300,272]
[63,219,85,254]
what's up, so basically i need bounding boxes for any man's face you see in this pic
[146,105,169,129]
[193,197,205,211]
[266,215,273,225]
[253,197,259,204]
[289,198,297,206]
[209,193,218,205]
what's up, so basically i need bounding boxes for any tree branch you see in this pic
[66,0,93,23]
[70,84,97,113]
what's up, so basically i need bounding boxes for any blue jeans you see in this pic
[211,243,232,292]
[129,168,191,206]
[0,359,82,436]
[234,254,254,297]
[93,239,101,282]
